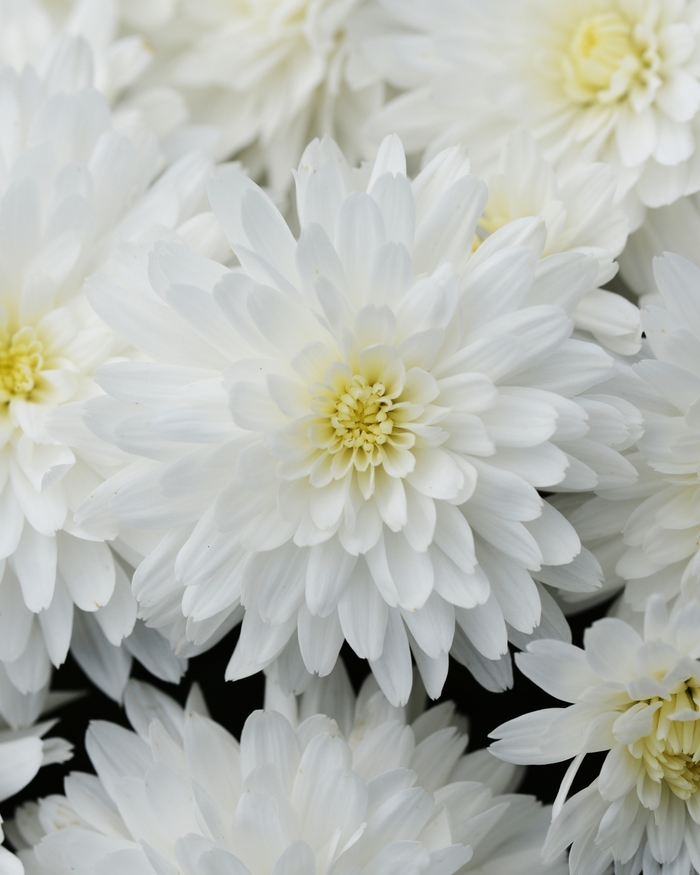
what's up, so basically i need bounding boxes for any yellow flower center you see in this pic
[563,11,657,105]
[305,356,418,484]
[472,210,510,252]
[0,327,44,399]
[330,375,395,452]
[630,685,700,800]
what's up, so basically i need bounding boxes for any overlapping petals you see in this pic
[82,133,642,705]
[13,665,565,875]
[491,596,700,875]
[0,44,223,707]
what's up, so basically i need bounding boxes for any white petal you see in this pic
[93,562,137,646]
[125,622,187,685]
[304,768,368,851]
[11,526,57,613]
[305,540,356,618]
[338,559,389,661]
[245,545,307,626]
[71,608,132,702]
[9,461,66,537]
[525,502,581,567]
[406,449,464,500]
[226,610,296,681]
[209,168,298,287]
[240,710,300,792]
[334,193,387,308]
[413,173,487,277]
[297,605,344,677]
[56,533,115,612]
[515,640,599,703]
[0,487,24,560]
[430,546,490,609]
[37,573,73,667]
[400,591,454,659]
[5,621,51,694]
[433,503,476,573]
[383,530,434,612]
[477,542,541,634]
[583,618,643,682]
[368,610,414,707]
[0,736,43,801]
[455,592,508,661]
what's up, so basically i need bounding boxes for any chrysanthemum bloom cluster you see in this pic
[491,596,700,875]
[11,665,565,875]
[78,132,644,705]
[368,0,700,230]
[5,0,700,871]
[0,41,225,708]
[564,253,700,615]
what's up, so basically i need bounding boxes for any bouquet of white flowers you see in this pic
[0,2,699,873]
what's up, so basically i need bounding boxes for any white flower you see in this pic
[0,688,72,875]
[367,0,700,230]
[106,0,389,192]
[13,666,566,875]
[564,252,700,617]
[465,128,638,355]
[0,44,223,706]
[491,596,700,875]
[82,134,641,706]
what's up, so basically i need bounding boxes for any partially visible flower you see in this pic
[0,0,154,105]
[491,596,700,875]
[0,0,204,159]
[0,42,225,705]
[564,252,700,617]
[108,0,393,192]
[367,0,700,230]
[14,665,565,875]
[468,128,637,354]
[81,134,641,706]
[0,689,72,875]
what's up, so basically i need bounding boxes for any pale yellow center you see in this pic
[0,327,44,399]
[330,375,394,452]
[563,11,653,104]
[630,685,700,800]
[472,211,510,252]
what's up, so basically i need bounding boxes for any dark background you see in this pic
[1,597,612,827]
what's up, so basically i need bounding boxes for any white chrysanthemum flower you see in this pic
[467,128,638,355]
[367,0,700,230]
[563,252,700,616]
[104,0,389,191]
[491,595,700,875]
[12,666,565,875]
[82,133,641,706]
[0,44,225,705]
[0,686,73,875]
